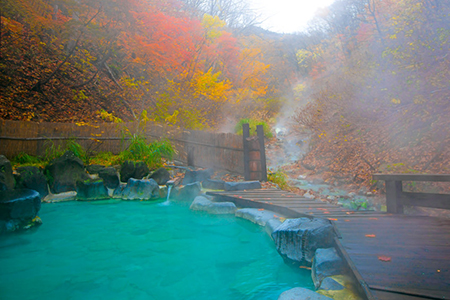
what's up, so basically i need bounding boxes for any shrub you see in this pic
[11,152,43,168]
[121,135,175,169]
[267,168,289,190]
[234,118,273,138]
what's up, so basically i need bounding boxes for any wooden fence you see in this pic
[0,120,244,174]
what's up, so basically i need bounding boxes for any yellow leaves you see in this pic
[191,69,232,103]
[391,98,401,104]
[202,14,226,40]
[165,110,179,125]
[97,109,123,123]
[140,109,150,125]
[72,90,88,102]
[76,121,99,128]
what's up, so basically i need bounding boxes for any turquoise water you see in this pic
[0,200,313,300]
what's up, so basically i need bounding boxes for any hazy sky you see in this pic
[249,0,335,33]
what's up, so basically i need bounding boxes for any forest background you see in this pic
[1,0,449,190]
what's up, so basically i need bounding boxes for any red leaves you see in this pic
[378,256,392,262]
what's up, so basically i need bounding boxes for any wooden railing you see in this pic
[373,174,450,213]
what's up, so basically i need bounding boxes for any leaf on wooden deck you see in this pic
[378,255,391,262]
[365,234,376,238]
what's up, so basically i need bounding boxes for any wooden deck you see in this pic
[206,189,450,300]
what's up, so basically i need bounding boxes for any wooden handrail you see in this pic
[373,173,450,213]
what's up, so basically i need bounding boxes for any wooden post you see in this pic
[256,125,267,182]
[243,123,251,180]
[385,180,404,214]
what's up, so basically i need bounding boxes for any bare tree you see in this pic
[180,0,260,30]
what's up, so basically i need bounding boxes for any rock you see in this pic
[177,182,201,201]
[44,151,90,194]
[202,179,225,190]
[0,155,15,190]
[304,192,315,199]
[0,189,41,221]
[190,196,212,211]
[120,160,149,182]
[224,181,261,191]
[15,166,48,198]
[148,167,171,185]
[159,186,168,199]
[358,187,368,195]
[235,208,277,226]
[326,195,336,201]
[182,169,214,184]
[312,248,346,289]
[112,183,127,198]
[265,218,283,236]
[43,191,77,203]
[312,178,325,185]
[98,167,120,189]
[86,164,106,174]
[316,275,361,300]
[318,277,345,291]
[272,218,335,266]
[119,178,159,200]
[278,287,332,300]
[76,180,109,201]
[348,192,356,198]
[206,202,237,214]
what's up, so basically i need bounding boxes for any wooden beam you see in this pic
[400,192,450,210]
[385,180,404,214]
[256,125,267,182]
[373,174,450,182]
[243,123,251,181]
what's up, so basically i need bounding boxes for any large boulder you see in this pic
[312,248,346,289]
[44,151,90,194]
[0,155,15,190]
[86,164,106,174]
[43,191,77,203]
[176,182,201,201]
[15,166,48,199]
[148,167,171,185]
[115,178,159,200]
[318,276,345,291]
[272,218,335,266]
[206,202,237,214]
[278,288,332,300]
[265,218,283,236]
[224,181,261,191]
[0,189,41,221]
[202,179,225,190]
[76,179,109,201]
[190,195,212,211]
[98,167,120,189]
[235,208,278,226]
[182,169,214,184]
[120,160,149,182]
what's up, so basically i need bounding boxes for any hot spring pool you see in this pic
[0,200,313,300]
